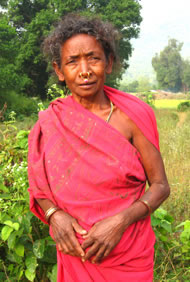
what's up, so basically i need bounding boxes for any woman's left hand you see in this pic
[81,213,126,264]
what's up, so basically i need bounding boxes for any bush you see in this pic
[0,119,57,281]
[177,101,190,112]
[0,91,38,119]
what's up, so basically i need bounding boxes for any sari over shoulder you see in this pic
[28,86,159,281]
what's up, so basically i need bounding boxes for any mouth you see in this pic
[79,81,95,86]
[78,81,96,88]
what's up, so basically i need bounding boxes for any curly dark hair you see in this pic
[43,13,120,69]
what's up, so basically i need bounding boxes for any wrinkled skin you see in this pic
[50,209,126,263]
[81,214,126,263]
[50,210,87,258]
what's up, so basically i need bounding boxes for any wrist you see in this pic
[45,206,60,223]
[115,210,131,230]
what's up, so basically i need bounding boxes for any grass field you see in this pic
[154,99,188,109]
[155,109,190,222]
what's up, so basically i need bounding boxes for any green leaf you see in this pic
[33,239,45,259]
[12,223,20,231]
[0,193,12,199]
[47,264,57,282]
[15,243,24,257]
[159,234,168,242]
[8,231,17,249]
[4,220,19,230]
[25,269,35,282]
[7,252,22,264]
[164,214,174,223]
[151,216,160,227]
[0,183,9,192]
[18,269,24,280]
[4,220,13,227]
[161,220,172,233]
[1,225,14,241]
[25,253,38,273]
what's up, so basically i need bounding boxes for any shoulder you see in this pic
[104,85,159,150]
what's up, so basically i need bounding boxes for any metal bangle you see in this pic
[45,206,60,223]
[137,199,152,217]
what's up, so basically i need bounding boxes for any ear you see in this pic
[105,55,114,74]
[53,62,65,81]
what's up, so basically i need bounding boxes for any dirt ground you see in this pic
[152,90,189,100]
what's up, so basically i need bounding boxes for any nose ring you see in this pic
[79,72,91,79]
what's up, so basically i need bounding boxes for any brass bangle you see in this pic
[137,199,152,217]
[45,206,60,223]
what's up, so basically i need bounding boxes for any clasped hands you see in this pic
[50,210,126,264]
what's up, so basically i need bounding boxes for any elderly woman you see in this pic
[28,14,170,281]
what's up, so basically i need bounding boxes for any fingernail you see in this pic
[81,230,87,234]
[82,258,85,262]
[81,253,85,257]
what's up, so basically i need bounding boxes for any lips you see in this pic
[79,81,95,86]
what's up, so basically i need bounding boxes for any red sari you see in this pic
[28,86,159,281]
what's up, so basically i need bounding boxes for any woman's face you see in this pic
[53,34,113,99]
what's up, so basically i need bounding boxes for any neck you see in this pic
[72,90,110,112]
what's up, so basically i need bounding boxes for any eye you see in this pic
[89,56,100,62]
[67,60,75,64]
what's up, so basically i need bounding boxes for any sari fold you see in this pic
[28,86,159,281]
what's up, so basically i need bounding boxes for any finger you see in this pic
[103,245,113,258]
[81,237,94,251]
[57,242,70,254]
[68,232,86,257]
[72,220,87,235]
[84,243,100,262]
[92,245,107,264]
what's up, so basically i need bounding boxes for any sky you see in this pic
[126,0,190,81]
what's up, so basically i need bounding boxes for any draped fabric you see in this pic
[28,86,159,281]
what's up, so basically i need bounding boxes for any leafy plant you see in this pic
[177,101,190,112]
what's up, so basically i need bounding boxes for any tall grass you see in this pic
[155,109,190,223]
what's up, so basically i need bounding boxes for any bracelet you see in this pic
[45,206,60,223]
[137,199,152,217]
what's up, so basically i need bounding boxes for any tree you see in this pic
[120,80,139,93]
[4,0,142,98]
[182,59,190,92]
[152,39,183,92]
[0,15,30,107]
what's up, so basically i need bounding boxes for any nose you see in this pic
[79,59,90,77]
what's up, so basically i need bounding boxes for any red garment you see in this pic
[28,86,159,281]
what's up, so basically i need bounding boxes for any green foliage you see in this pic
[0,15,30,99]
[4,0,142,98]
[152,209,190,280]
[138,91,155,108]
[177,101,190,112]
[137,76,152,92]
[120,76,153,93]
[120,80,139,93]
[0,115,57,281]
[47,84,68,100]
[152,39,183,92]
[0,91,38,120]
[182,59,190,92]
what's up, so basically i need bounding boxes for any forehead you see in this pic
[61,34,105,57]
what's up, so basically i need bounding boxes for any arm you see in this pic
[119,122,170,226]
[35,198,87,258]
[81,121,170,263]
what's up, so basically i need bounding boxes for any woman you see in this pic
[28,14,170,281]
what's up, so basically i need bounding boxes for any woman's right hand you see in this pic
[49,210,87,257]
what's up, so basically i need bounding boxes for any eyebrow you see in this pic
[67,51,97,59]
